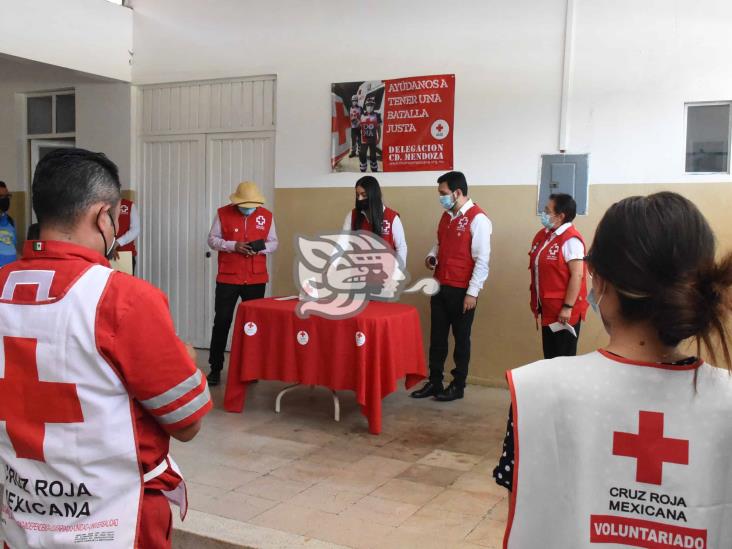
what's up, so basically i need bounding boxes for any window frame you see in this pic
[683,100,732,175]
[24,90,76,139]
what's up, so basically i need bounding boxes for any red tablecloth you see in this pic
[223,298,426,434]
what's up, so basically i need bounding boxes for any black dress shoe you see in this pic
[410,381,443,399]
[434,383,464,402]
[207,370,221,387]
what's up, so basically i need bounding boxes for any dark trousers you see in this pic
[208,282,266,371]
[428,285,476,389]
[541,321,581,359]
[359,141,378,172]
[350,128,360,154]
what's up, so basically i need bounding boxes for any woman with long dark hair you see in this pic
[499,192,732,547]
[342,175,407,264]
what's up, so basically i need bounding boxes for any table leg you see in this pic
[332,390,340,422]
[275,383,302,413]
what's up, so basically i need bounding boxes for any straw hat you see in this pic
[229,181,265,207]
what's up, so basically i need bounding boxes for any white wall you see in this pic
[76,82,133,185]
[0,0,133,82]
[130,0,732,188]
[0,57,133,197]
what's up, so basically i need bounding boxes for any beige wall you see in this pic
[271,183,732,387]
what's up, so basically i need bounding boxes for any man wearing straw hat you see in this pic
[207,181,278,386]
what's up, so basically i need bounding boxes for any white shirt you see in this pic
[342,207,408,265]
[427,198,492,297]
[207,212,278,254]
[116,203,139,247]
[533,222,584,304]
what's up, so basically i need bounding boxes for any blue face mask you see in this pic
[439,193,455,210]
[540,211,555,230]
[587,287,604,313]
[239,207,256,216]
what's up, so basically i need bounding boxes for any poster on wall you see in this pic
[331,74,455,173]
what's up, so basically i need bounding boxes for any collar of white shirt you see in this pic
[449,198,474,220]
[548,222,573,239]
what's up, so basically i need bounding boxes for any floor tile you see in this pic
[234,474,311,501]
[421,489,503,517]
[370,479,443,506]
[397,463,464,487]
[289,483,365,514]
[417,449,483,471]
[339,495,420,527]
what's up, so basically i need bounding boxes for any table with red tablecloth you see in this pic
[223,298,426,434]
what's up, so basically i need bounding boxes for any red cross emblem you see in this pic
[0,336,84,462]
[436,124,444,132]
[613,411,689,485]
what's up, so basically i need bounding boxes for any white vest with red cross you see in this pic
[0,266,177,548]
[504,350,732,549]
[434,204,486,289]
[117,198,136,256]
[349,207,399,250]
[216,205,272,285]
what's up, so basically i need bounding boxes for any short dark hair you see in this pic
[32,148,120,229]
[549,193,577,222]
[0,181,7,189]
[587,192,732,366]
[437,171,468,196]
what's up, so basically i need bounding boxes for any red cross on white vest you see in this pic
[0,336,84,462]
[613,410,689,485]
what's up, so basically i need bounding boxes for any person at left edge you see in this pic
[529,193,588,359]
[0,148,211,549]
[0,181,17,268]
[411,171,492,402]
[112,197,140,275]
[207,181,278,387]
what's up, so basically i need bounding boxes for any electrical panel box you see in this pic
[537,154,589,215]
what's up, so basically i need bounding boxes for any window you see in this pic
[685,102,730,174]
[26,91,75,137]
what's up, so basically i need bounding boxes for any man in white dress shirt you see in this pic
[411,171,492,401]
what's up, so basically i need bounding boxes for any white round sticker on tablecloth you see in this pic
[297,330,309,345]
[355,331,366,347]
[244,321,258,336]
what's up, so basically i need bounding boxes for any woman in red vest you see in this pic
[528,193,588,359]
[341,175,407,265]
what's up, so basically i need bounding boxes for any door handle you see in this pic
[205,251,211,258]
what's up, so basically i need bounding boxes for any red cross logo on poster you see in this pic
[613,411,689,485]
[0,336,84,462]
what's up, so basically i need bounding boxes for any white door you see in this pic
[139,134,208,347]
[205,132,276,348]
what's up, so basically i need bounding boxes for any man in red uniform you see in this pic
[349,94,362,158]
[359,96,381,173]
[0,149,211,548]
[112,196,140,274]
[206,181,278,386]
[411,171,492,401]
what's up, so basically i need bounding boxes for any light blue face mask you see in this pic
[239,207,256,216]
[439,193,455,210]
[587,287,604,313]
[540,211,555,230]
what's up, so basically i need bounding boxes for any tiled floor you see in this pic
[172,355,511,548]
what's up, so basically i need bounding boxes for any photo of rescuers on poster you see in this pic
[331,74,455,173]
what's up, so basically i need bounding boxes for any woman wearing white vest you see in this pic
[499,192,732,548]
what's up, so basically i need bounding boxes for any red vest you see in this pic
[117,198,137,256]
[216,205,272,285]
[434,203,486,289]
[350,206,399,250]
[528,224,588,325]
